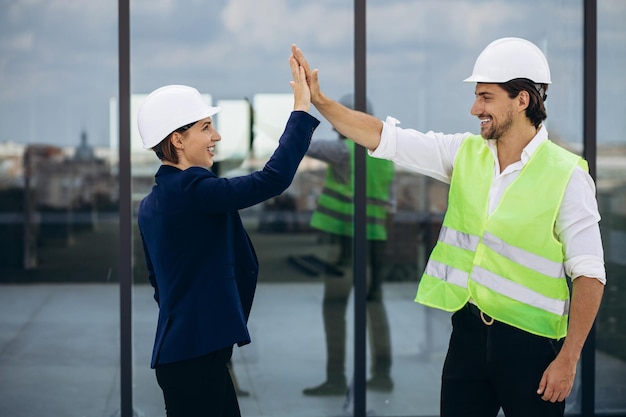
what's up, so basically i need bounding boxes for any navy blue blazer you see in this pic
[138,111,319,368]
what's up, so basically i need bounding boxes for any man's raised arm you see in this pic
[291,44,383,151]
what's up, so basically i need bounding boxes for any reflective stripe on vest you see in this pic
[310,140,394,240]
[426,226,569,313]
[314,187,390,228]
[415,135,586,339]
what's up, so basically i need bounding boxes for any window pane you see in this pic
[596,0,626,413]
[0,2,119,416]
[364,0,617,415]
[128,1,625,416]
[130,1,355,416]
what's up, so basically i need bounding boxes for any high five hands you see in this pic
[290,44,322,104]
[289,52,311,113]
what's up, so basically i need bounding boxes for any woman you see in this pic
[136,58,318,417]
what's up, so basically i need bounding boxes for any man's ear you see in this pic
[517,90,530,112]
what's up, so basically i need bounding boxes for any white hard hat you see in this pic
[137,85,222,149]
[464,37,551,84]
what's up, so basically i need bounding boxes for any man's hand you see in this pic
[291,44,322,104]
[537,353,577,403]
[537,277,604,403]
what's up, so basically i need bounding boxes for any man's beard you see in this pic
[483,107,514,140]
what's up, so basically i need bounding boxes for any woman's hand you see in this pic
[290,44,322,104]
[289,55,311,112]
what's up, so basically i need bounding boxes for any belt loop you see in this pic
[480,311,494,326]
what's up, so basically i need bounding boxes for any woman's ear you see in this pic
[170,132,185,150]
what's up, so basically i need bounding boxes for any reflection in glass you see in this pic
[123,1,626,416]
[0,1,119,414]
[298,94,394,398]
[595,0,626,413]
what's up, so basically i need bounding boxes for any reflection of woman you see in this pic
[136,59,318,416]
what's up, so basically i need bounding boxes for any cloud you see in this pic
[4,0,114,23]
[221,0,351,49]
[0,32,34,51]
[0,0,624,146]
[132,0,179,15]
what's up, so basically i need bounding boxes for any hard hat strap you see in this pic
[535,83,548,101]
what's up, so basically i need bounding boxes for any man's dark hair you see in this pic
[500,78,548,129]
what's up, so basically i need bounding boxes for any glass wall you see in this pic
[129,1,358,416]
[364,0,625,415]
[2,1,625,416]
[596,0,626,414]
[0,2,120,417]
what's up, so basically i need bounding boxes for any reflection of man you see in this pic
[292,38,605,416]
[303,95,395,396]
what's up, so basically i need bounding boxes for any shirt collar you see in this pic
[486,124,548,166]
[521,124,548,165]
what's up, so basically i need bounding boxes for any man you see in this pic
[303,94,395,396]
[291,37,605,417]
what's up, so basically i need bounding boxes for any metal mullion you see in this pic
[581,0,597,416]
[353,0,367,416]
[118,0,132,415]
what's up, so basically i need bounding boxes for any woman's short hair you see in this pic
[151,121,196,163]
[153,134,178,164]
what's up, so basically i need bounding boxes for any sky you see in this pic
[1,0,625,149]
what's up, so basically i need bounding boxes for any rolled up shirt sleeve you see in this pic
[559,167,606,284]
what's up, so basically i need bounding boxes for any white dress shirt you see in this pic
[371,116,605,284]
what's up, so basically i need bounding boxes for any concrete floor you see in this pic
[1,281,626,417]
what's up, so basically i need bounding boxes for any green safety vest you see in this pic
[310,140,395,240]
[415,135,588,339]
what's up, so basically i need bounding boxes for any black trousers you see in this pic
[155,346,240,417]
[441,304,566,417]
